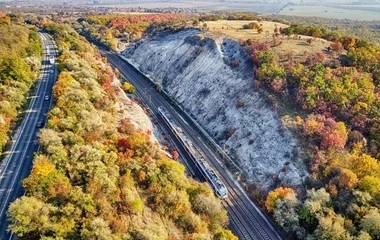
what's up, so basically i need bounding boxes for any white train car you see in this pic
[158,106,228,199]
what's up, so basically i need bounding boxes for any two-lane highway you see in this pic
[0,32,57,239]
[102,50,284,240]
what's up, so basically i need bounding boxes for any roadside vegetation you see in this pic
[0,14,42,156]
[122,81,136,94]
[7,22,235,240]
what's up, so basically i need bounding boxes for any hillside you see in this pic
[122,29,308,190]
[7,23,236,239]
[8,11,379,240]
[108,13,380,240]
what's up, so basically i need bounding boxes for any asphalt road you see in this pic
[103,50,284,240]
[0,32,57,239]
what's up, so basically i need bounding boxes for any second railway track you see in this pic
[102,50,284,240]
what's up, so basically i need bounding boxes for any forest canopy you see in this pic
[8,22,236,240]
[0,14,42,155]
[243,20,380,240]
[75,12,380,239]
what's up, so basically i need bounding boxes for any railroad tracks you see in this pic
[102,50,283,240]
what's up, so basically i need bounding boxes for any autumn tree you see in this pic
[308,214,352,240]
[23,155,72,199]
[265,187,295,212]
[122,81,136,94]
[9,22,234,239]
[337,168,358,190]
[361,209,380,239]
[170,149,180,160]
[331,41,344,53]
[303,115,348,149]
[273,192,302,235]
[0,23,41,155]
[358,176,380,196]
[214,230,239,240]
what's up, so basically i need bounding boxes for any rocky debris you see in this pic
[122,29,308,190]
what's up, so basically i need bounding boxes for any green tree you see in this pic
[256,63,285,84]
[265,187,295,212]
[273,192,302,234]
[81,218,115,240]
[214,229,238,240]
[361,209,380,239]
[303,188,330,219]
[355,231,372,240]
[8,196,56,238]
[359,176,380,196]
[308,214,352,240]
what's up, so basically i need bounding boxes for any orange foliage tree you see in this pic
[265,187,295,212]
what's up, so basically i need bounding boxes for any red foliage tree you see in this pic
[304,114,348,149]
[245,41,270,65]
[117,138,130,152]
[170,149,180,160]
[331,41,344,53]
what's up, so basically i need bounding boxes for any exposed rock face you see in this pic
[112,77,158,143]
[122,29,308,190]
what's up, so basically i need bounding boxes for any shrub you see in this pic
[122,81,136,94]
[236,99,245,108]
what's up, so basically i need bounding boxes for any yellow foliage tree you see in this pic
[359,176,380,196]
[337,168,358,189]
[23,155,72,198]
[265,187,295,212]
[122,81,136,94]
[214,229,239,240]
[128,132,149,150]
[53,71,74,98]
[105,30,113,40]
[29,155,56,177]
[348,153,380,178]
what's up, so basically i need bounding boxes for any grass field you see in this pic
[204,20,331,63]
[205,20,289,41]
[279,5,380,21]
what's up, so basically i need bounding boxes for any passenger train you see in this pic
[158,106,228,199]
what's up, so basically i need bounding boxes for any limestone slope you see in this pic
[122,29,308,190]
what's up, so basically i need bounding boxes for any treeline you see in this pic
[198,12,261,22]
[77,12,264,51]
[0,14,42,155]
[77,14,188,50]
[267,14,380,45]
[8,23,236,240]
[282,24,373,50]
[244,23,380,239]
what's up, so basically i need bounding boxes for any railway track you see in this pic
[102,50,284,240]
